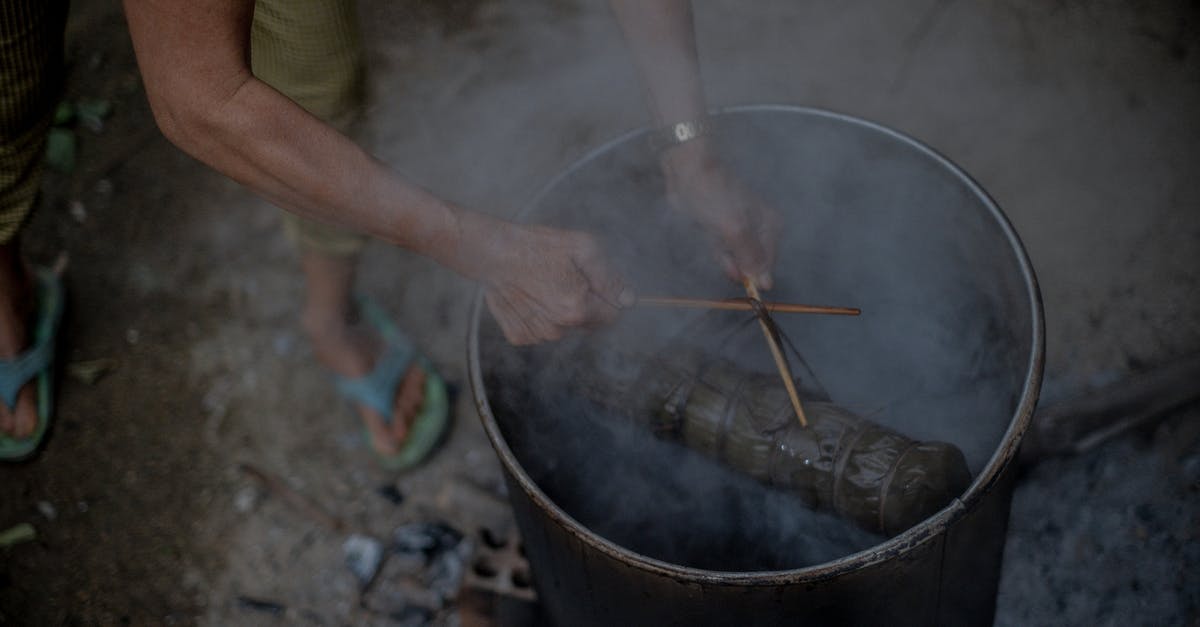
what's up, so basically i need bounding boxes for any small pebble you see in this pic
[393,522,463,558]
[125,328,140,345]
[389,606,433,627]
[376,484,405,506]
[233,486,259,513]
[69,201,87,223]
[235,596,285,615]
[36,501,56,521]
[343,534,384,585]
[272,332,294,356]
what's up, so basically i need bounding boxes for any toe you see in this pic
[390,366,427,443]
[0,403,13,437]
[360,405,399,456]
[0,384,38,440]
[13,386,36,439]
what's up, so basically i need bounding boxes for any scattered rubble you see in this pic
[36,501,57,521]
[343,534,385,586]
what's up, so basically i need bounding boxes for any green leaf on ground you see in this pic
[76,99,113,132]
[0,523,36,548]
[53,101,75,126]
[45,128,76,173]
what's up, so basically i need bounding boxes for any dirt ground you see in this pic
[1,0,1198,625]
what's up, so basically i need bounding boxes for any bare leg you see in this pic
[298,248,426,455]
[0,241,36,439]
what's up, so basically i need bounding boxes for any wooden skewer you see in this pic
[639,296,859,316]
[743,278,809,428]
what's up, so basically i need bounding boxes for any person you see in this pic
[1,0,777,468]
[0,0,69,461]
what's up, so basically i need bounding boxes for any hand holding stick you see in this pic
[743,278,809,428]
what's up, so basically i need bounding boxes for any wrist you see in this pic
[433,209,513,284]
[659,135,718,180]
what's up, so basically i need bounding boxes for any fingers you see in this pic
[571,234,634,314]
[729,235,774,290]
[669,168,780,290]
[485,291,541,346]
[486,289,566,346]
[484,228,633,346]
[0,389,37,439]
[719,217,775,290]
[755,207,780,289]
[475,215,650,347]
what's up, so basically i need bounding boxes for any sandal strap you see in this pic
[0,336,53,410]
[0,269,61,410]
[333,295,417,423]
[335,343,414,422]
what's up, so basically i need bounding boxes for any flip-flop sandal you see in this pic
[0,268,64,462]
[335,296,450,472]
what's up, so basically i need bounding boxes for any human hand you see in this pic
[462,216,634,345]
[661,142,780,288]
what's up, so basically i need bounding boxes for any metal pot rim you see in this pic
[467,104,1045,585]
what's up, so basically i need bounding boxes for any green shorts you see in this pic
[2,0,369,253]
[252,0,370,256]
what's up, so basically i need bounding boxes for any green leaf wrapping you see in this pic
[634,349,972,536]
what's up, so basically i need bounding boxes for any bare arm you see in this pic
[123,0,631,344]
[123,0,465,263]
[609,0,778,288]
[608,0,706,126]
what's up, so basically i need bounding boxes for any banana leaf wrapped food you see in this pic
[587,347,973,537]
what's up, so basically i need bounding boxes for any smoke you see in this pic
[362,0,1035,573]
[483,323,886,571]
[477,105,1036,571]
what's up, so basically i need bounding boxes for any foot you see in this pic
[303,312,427,456]
[0,266,36,441]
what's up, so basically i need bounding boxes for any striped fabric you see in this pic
[253,0,370,256]
[0,0,68,244]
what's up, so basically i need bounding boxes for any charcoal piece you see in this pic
[376,484,406,506]
[393,522,464,560]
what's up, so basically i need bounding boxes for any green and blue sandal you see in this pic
[0,268,64,462]
[335,296,450,472]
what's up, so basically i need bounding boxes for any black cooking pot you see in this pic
[469,105,1043,626]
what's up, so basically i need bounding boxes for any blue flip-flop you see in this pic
[335,296,450,472]
[0,268,64,462]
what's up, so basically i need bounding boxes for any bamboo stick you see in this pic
[639,296,860,316]
[743,278,809,428]
[239,462,346,532]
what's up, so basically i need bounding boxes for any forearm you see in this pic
[608,0,707,126]
[124,0,478,276]
[162,77,460,258]
[609,0,717,175]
